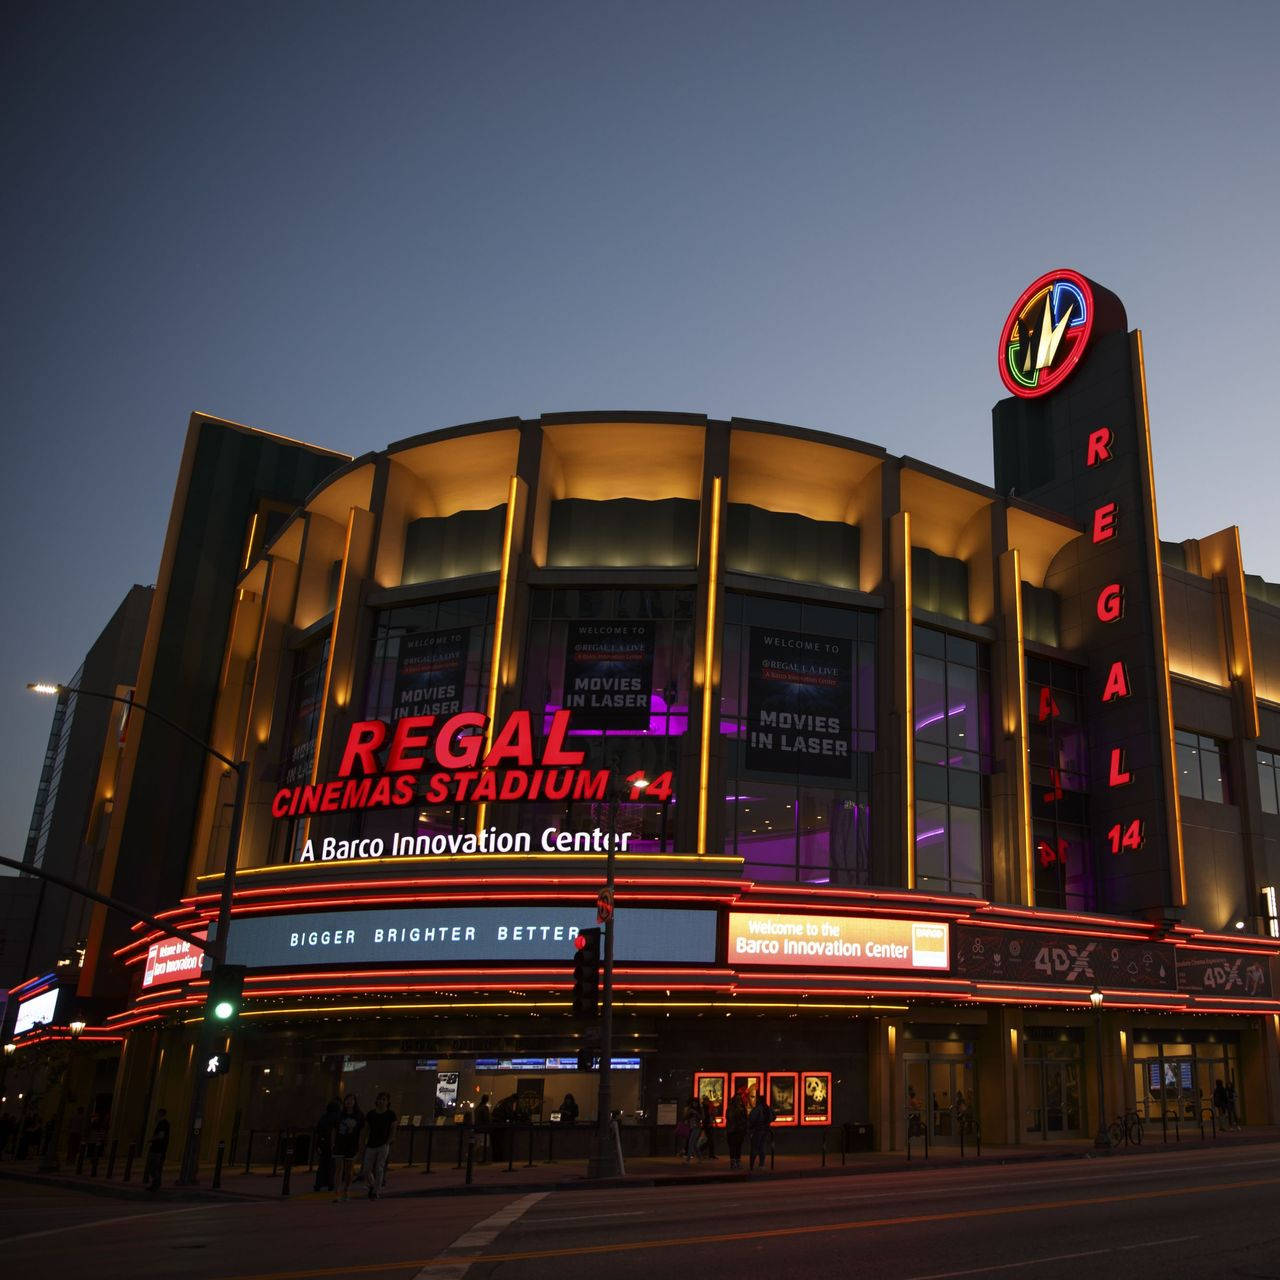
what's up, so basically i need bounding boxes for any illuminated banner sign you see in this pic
[393,628,470,720]
[727,912,949,972]
[13,987,60,1035]
[1175,950,1272,998]
[223,906,717,969]
[563,622,655,729]
[142,931,208,988]
[745,628,853,780]
[271,710,634,819]
[954,926,1176,991]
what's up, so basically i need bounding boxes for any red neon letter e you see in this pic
[1097,583,1124,623]
[1092,502,1118,544]
[1087,427,1113,467]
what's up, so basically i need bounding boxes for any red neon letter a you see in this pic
[1101,661,1130,702]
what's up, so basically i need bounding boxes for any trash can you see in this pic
[291,1132,312,1164]
[849,1122,873,1152]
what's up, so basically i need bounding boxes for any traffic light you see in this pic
[572,928,601,1018]
[203,964,246,1029]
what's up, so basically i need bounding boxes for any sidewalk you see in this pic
[5,1125,1277,1201]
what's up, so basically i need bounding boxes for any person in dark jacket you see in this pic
[559,1093,579,1125]
[747,1095,774,1171]
[314,1099,341,1192]
[725,1087,749,1169]
[144,1108,170,1191]
[475,1094,491,1162]
[701,1097,718,1159]
[332,1094,364,1202]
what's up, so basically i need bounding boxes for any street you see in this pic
[4,1142,1280,1279]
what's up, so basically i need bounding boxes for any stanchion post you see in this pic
[527,1123,535,1168]
[280,1134,293,1197]
[547,1125,555,1164]
[244,1129,255,1175]
[465,1133,474,1186]
[213,1139,225,1190]
[407,1126,416,1167]
[106,1139,119,1179]
[507,1129,515,1172]
[123,1142,136,1182]
[455,1124,464,1169]
[820,1130,827,1168]
[424,1127,433,1174]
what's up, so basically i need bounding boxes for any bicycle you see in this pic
[1107,1110,1143,1147]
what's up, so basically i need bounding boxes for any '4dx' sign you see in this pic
[1033,941,1097,982]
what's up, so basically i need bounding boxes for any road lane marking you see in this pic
[413,1191,547,1280]
[905,1235,1201,1278]
[905,1248,1110,1278]
[3,1201,234,1245]
[209,1173,1280,1279]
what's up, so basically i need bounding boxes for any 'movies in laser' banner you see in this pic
[727,911,949,972]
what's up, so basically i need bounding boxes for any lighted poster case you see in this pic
[730,1072,763,1109]
[767,1071,798,1126]
[801,1071,832,1125]
[695,1071,727,1126]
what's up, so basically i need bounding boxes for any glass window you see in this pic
[720,593,876,883]
[913,625,991,897]
[1027,659,1093,910]
[1175,730,1231,804]
[1257,748,1280,815]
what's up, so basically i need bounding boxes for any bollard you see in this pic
[465,1134,475,1186]
[507,1129,515,1173]
[455,1124,465,1170]
[90,1143,102,1177]
[424,1127,433,1175]
[106,1140,119,1179]
[526,1123,535,1168]
[976,1123,982,1158]
[820,1131,827,1168]
[1161,1110,1168,1144]
[273,1130,284,1177]
[229,1130,239,1165]
[213,1139,225,1190]
[547,1126,555,1164]
[76,1143,87,1176]
[770,1136,775,1172]
[960,1124,966,1159]
[123,1142,136,1183]
[244,1129,255,1175]
[280,1135,293,1197]
[407,1126,416,1168]
[924,1117,930,1160]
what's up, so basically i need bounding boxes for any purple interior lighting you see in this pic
[914,703,967,732]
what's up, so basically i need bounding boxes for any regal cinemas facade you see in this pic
[20,270,1280,1156]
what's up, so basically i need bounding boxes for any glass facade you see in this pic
[719,594,875,883]
[516,587,695,850]
[1175,730,1229,804]
[913,626,991,898]
[1027,656,1094,910]
[273,637,330,861]
[1257,747,1279,815]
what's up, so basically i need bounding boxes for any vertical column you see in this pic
[888,511,914,886]
[995,548,1034,904]
[696,473,724,855]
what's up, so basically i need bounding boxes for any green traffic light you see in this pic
[213,999,236,1020]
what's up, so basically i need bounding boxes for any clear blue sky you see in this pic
[2,0,1277,865]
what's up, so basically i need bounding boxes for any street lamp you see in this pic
[28,680,249,1183]
[590,768,648,1178]
[1090,986,1110,1151]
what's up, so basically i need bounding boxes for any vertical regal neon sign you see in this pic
[994,270,1176,913]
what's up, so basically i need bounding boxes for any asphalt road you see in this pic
[4,1143,1280,1280]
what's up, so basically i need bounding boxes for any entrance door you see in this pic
[1024,1051,1083,1138]
[905,1052,975,1143]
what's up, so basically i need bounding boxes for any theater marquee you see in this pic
[727,911,949,972]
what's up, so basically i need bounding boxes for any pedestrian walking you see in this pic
[1226,1081,1240,1130]
[701,1097,718,1159]
[144,1108,170,1191]
[475,1094,491,1162]
[332,1094,364,1202]
[682,1098,702,1161]
[363,1093,397,1199]
[314,1099,340,1192]
[725,1086,749,1169]
[1212,1079,1229,1130]
[747,1093,774,1171]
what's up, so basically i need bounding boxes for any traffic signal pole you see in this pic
[589,792,622,1178]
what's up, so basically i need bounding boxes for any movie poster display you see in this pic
[392,628,471,720]
[695,1071,727,1126]
[768,1072,798,1126]
[562,622,655,729]
[745,627,853,779]
[801,1072,832,1125]
[730,1073,763,1109]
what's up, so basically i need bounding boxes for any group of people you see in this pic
[679,1087,774,1171]
[0,1111,46,1159]
[1212,1079,1241,1131]
[313,1092,399,1201]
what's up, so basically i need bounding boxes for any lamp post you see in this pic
[1090,986,1111,1151]
[28,680,249,1183]
[589,766,647,1178]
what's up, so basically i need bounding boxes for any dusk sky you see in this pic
[2,1,1277,866]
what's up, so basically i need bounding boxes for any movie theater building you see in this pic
[34,270,1280,1157]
